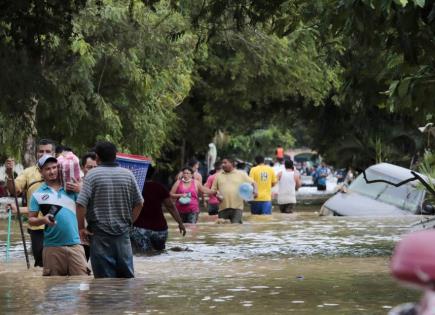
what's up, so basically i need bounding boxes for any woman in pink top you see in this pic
[170,167,214,223]
[204,161,222,215]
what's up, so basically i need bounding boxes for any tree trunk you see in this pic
[22,97,39,167]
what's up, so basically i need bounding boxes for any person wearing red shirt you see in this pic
[131,165,186,253]
[204,161,222,215]
[276,145,284,160]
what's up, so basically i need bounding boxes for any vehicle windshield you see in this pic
[349,169,424,212]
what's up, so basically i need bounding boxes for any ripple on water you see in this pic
[133,216,413,264]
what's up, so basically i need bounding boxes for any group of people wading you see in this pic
[168,155,301,224]
[3,139,300,278]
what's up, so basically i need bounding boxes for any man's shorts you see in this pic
[42,244,88,276]
[279,203,295,213]
[317,184,327,191]
[250,201,273,215]
[208,204,219,215]
[218,208,243,224]
[130,227,168,253]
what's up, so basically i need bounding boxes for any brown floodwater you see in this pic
[0,208,423,314]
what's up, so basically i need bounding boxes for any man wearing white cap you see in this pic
[28,155,88,276]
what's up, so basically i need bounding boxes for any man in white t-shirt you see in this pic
[276,160,301,213]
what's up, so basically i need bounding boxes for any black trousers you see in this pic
[83,244,90,261]
[28,229,44,267]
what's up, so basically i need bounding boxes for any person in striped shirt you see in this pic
[76,141,144,278]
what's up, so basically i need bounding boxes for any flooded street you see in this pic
[0,209,421,314]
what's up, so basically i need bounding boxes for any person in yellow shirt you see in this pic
[5,138,56,267]
[249,155,277,215]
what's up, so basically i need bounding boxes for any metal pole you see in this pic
[6,206,12,262]
[10,177,30,269]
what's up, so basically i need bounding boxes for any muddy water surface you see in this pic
[0,211,422,314]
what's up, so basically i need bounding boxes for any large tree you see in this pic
[0,0,197,163]
[37,0,197,157]
[0,0,86,164]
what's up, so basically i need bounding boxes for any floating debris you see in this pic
[168,246,193,252]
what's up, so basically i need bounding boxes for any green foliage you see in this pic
[327,0,435,122]
[418,150,435,200]
[0,113,27,160]
[220,126,295,160]
[294,96,424,169]
[1,0,197,160]
[0,0,433,170]
[419,150,435,177]
[176,1,342,158]
[0,0,87,163]
[43,0,197,157]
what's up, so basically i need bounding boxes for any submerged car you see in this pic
[300,175,315,186]
[320,163,434,216]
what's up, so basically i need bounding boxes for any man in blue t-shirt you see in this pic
[316,162,329,191]
[29,155,88,276]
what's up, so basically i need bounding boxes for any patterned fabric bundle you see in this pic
[57,151,81,190]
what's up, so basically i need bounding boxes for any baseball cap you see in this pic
[38,155,57,169]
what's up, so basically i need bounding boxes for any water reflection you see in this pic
[0,212,420,314]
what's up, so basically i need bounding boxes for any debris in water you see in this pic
[169,246,193,252]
